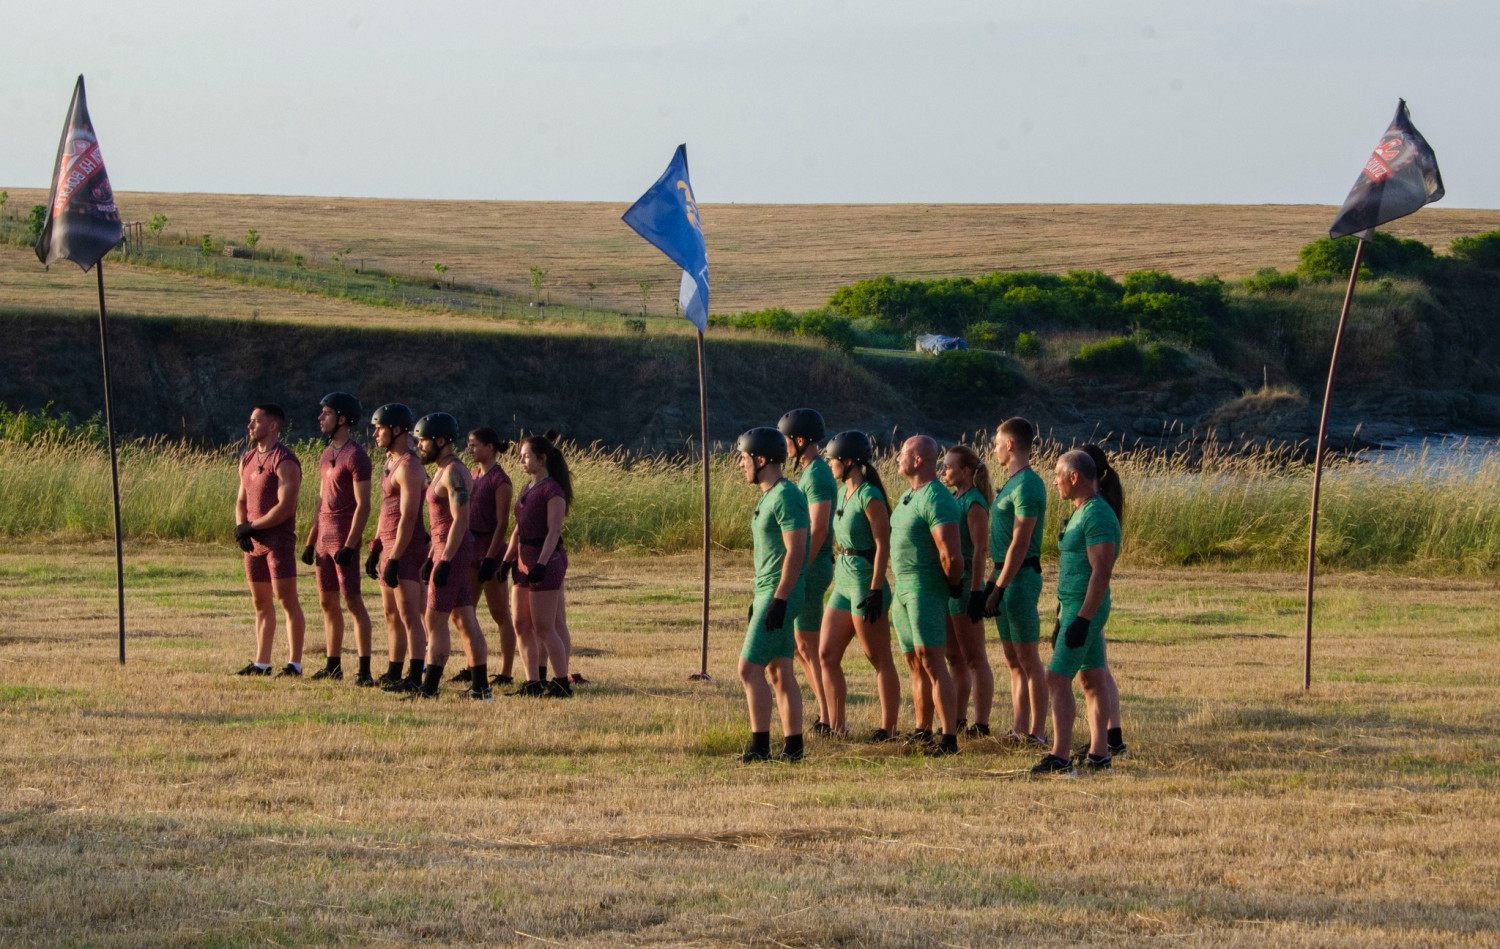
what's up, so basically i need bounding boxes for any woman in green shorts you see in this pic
[816,431,900,741]
[939,444,994,737]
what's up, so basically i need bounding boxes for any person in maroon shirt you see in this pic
[300,393,374,685]
[451,427,516,687]
[409,413,490,699]
[233,403,306,677]
[368,403,431,694]
[502,434,573,697]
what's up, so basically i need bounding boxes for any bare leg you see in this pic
[853,613,900,735]
[272,575,304,665]
[958,617,993,727]
[345,589,372,658]
[738,658,773,732]
[511,582,538,680]
[396,579,427,667]
[1079,668,1110,757]
[1047,671,1075,760]
[766,657,804,737]
[478,573,516,676]
[794,627,827,726]
[380,584,407,663]
[318,589,344,658]
[453,606,488,667]
[904,651,931,731]
[945,616,971,725]
[529,586,568,679]
[817,608,857,734]
[424,609,451,668]
[917,645,956,736]
[249,581,276,665]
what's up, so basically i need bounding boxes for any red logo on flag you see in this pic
[1361,134,1404,183]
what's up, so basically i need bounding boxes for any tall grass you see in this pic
[2,407,1498,573]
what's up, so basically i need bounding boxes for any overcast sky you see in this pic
[2,1,1494,207]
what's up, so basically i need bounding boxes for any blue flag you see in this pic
[622,144,709,332]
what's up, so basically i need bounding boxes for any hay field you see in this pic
[7,188,1500,314]
[2,543,1497,947]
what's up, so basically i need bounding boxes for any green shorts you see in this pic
[1049,597,1110,678]
[891,581,948,654]
[741,586,805,666]
[794,556,834,633]
[946,569,974,616]
[826,554,890,614]
[995,567,1043,643]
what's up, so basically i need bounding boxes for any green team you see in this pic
[778,408,837,734]
[735,427,810,763]
[984,417,1050,749]
[889,434,966,756]
[1032,449,1121,775]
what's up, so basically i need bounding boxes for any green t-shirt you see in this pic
[951,486,987,565]
[753,478,811,591]
[990,467,1048,565]
[1056,494,1121,603]
[797,456,838,562]
[889,478,960,585]
[834,480,885,552]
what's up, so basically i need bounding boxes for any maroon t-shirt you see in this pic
[316,439,372,550]
[239,442,299,540]
[514,477,565,549]
[468,463,511,536]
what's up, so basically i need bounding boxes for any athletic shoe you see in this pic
[489,673,515,686]
[544,679,574,698]
[400,687,440,701]
[460,685,495,701]
[812,720,833,736]
[955,718,968,734]
[507,680,546,697]
[354,672,376,688]
[962,723,991,738]
[737,749,771,763]
[273,664,302,678]
[1081,753,1112,771]
[1025,734,1050,749]
[1029,754,1076,776]
[569,673,591,685]
[448,667,472,683]
[775,748,805,763]
[924,735,961,757]
[899,728,935,751]
[233,663,273,677]
[376,670,402,689]
[310,665,343,681]
[382,677,420,694]
[865,728,897,744]
[1109,742,1129,758]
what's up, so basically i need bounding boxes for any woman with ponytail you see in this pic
[1079,444,1127,758]
[502,434,575,698]
[939,444,995,737]
[458,428,517,687]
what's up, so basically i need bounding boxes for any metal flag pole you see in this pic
[690,327,713,680]
[96,262,127,664]
[1303,237,1366,690]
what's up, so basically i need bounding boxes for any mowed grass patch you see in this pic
[1,546,1498,946]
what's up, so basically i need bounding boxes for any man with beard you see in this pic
[233,403,305,677]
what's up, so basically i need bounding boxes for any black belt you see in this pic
[520,535,548,546]
[839,547,876,561]
[1022,555,1042,573]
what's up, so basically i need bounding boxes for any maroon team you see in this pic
[234,395,577,699]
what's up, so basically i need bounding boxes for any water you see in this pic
[1358,434,1500,476]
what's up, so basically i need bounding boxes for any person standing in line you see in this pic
[939,444,994,737]
[1032,449,1121,775]
[450,427,516,688]
[502,434,574,698]
[1081,443,1128,759]
[409,413,490,700]
[233,403,305,678]
[367,403,431,694]
[888,435,965,755]
[778,408,836,735]
[734,427,809,762]
[816,431,900,741]
[301,392,374,685]
[984,418,1050,749]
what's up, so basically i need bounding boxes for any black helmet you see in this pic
[413,412,459,444]
[371,403,415,431]
[778,408,825,443]
[319,392,362,427]
[825,430,873,465]
[736,427,787,463]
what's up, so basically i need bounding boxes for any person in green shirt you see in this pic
[1031,449,1120,775]
[816,431,900,741]
[1082,443,1128,760]
[779,408,837,736]
[938,444,994,738]
[735,426,810,763]
[983,417,1049,750]
[889,435,966,755]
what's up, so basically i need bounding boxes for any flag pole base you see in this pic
[688,672,713,682]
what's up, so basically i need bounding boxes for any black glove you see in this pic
[234,522,255,551]
[527,560,548,585]
[1065,615,1092,649]
[948,581,964,600]
[966,589,987,623]
[382,558,401,589]
[858,589,884,624]
[982,581,1001,618]
[333,546,355,567]
[365,547,381,580]
[433,560,451,587]
[764,597,788,631]
[499,560,515,583]
[237,535,254,553]
[301,544,316,566]
[419,558,433,584]
[477,557,498,583]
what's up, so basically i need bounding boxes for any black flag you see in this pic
[1329,99,1443,240]
[36,75,122,272]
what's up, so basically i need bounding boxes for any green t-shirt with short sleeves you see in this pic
[1056,494,1121,604]
[797,456,838,563]
[951,486,987,565]
[990,467,1048,565]
[834,480,885,552]
[889,478,960,585]
[753,478,811,591]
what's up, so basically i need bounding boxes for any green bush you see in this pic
[1069,336,1144,375]
[915,349,1019,410]
[26,205,46,245]
[1297,232,1434,282]
[1243,267,1299,295]
[709,306,854,351]
[1450,230,1500,271]
[965,320,1014,351]
[1013,331,1042,359]
[1141,342,1191,382]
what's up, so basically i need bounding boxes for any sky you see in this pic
[2,1,1496,207]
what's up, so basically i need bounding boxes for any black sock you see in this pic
[472,663,487,688]
[359,656,372,677]
[1107,727,1123,746]
[748,731,771,756]
[538,664,547,682]
[940,733,959,752]
[385,660,402,679]
[324,655,340,671]
[407,658,424,680]
[783,733,804,758]
[421,663,444,693]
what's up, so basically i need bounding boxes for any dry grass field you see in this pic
[7,188,1500,314]
[2,543,1497,947]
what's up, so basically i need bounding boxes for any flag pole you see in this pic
[96,262,127,664]
[1303,236,1366,690]
[690,327,712,680]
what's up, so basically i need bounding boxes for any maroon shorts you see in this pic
[427,532,475,613]
[314,550,361,596]
[518,546,567,592]
[378,532,430,585]
[244,534,297,584]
